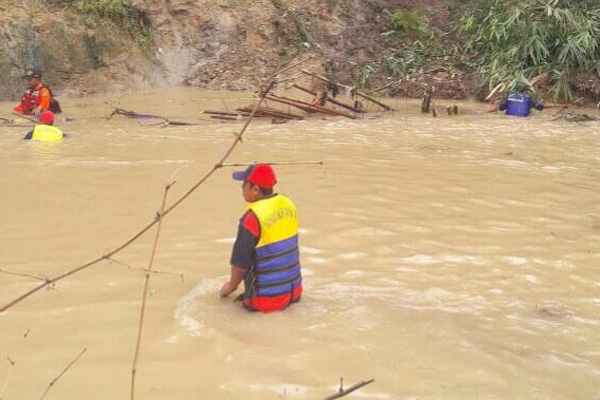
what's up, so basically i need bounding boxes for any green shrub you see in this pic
[381,7,463,80]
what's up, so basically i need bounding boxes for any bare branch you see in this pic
[322,379,375,400]
[38,348,87,400]
[130,182,173,400]
[0,329,30,398]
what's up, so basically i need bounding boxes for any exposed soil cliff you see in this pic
[0,0,466,100]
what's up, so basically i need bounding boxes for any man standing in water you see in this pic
[497,82,544,117]
[220,163,303,312]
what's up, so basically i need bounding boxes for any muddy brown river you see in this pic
[0,88,599,399]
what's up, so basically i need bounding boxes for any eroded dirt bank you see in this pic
[1,0,466,100]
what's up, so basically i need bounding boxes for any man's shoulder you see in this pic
[240,209,260,237]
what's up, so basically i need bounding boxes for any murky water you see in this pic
[1,87,599,400]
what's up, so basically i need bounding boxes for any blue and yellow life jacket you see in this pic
[31,124,63,141]
[245,194,302,299]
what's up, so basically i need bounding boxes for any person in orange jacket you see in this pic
[13,68,59,117]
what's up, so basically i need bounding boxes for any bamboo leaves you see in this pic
[461,0,600,100]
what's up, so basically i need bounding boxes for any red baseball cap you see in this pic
[232,163,277,189]
[39,111,55,124]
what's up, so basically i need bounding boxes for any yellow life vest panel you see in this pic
[244,194,302,298]
[245,194,298,248]
[31,125,63,141]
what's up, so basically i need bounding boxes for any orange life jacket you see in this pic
[19,84,52,114]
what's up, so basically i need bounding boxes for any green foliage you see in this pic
[384,7,430,38]
[460,0,600,100]
[380,7,463,79]
[381,7,463,80]
[382,40,462,78]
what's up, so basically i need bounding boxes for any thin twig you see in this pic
[0,268,47,282]
[130,181,173,400]
[0,329,30,399]
[38,347,86,400]
[106,257,184,282]
[220,99,230,112]
[268,56,312,86]
[322,379,375,400]
[11,112,37,123]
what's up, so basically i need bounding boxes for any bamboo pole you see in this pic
[12,112,37,123]
[365,81,394,95]
[258,106,305,120]
[237,108,293,120]
[291,84,361,113]
[300,70,394,111]
[38,348,87,400]
[203,110,241,117]
[267,94,357,119]
[267,94,338,115]
[234,107,292,119]
[263,95,320,114]
[211,115,240,121]
[130,182,172,400]
[355,92,393,111]
[0,57,310,314]
[236,106,304,120]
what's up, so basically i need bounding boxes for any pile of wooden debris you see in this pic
[204,70,393,123]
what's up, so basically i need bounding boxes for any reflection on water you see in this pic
[0,87,599,400]
[29,140,65,162]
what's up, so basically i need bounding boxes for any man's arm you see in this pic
[23,129,33,140]
[497,99,507,111]
[220,210,260,298]
[220,265,246,297]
